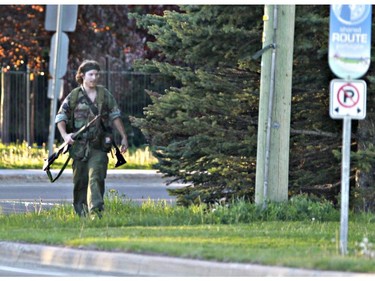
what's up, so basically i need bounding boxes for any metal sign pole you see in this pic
[340,116,351,255]
[47,5,63,156]
[45,5,77,155]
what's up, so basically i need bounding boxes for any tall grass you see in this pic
[0,193,354,227]
[0,141,158,169]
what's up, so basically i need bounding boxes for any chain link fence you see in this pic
[0,70,171,147]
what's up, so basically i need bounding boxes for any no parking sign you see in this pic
[329,79,366,119]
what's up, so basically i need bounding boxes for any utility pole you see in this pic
[255,5,296,206]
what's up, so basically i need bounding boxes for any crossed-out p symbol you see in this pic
[338,84,359,108]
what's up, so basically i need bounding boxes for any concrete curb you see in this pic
[0,169,162,182]
[0,241,373,277]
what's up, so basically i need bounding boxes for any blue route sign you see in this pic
[329,5,372,79]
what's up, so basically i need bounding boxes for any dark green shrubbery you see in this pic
[204,194,339,224]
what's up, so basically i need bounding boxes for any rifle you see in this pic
[43,115,101,182]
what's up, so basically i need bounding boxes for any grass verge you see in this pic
[0,194,374,273]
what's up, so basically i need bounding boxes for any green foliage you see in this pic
[130,5,263,205]
[203,194,340,224]
[0,141,48,169]
[289,5,342,199]
[333,144,375,174]
[0,142,157,169]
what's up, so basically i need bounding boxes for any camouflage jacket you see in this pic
[55,85,121,141]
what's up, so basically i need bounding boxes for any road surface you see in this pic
[0,169,186,214]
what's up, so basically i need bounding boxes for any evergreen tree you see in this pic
[131,5,264,205]
[353,15,375,212]
[289,5,342,202]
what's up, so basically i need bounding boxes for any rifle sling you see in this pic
[80,89,123,153]
[46,155,71,183]
[80,86,100,115]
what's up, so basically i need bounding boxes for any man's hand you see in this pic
[113,117,129,154]
[120,137,128,153]
[57,121,75,145]
[63,133,75,145]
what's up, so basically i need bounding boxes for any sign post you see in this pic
[328,4,371,255]
[45,5,78,156]
[47,5,63,157]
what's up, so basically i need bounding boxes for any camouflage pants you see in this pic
[72,147,108,216]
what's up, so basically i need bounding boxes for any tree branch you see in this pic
[290,129,338,138]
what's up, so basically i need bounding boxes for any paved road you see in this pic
[0,169,186,214]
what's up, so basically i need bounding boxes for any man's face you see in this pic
[82,69,100,88]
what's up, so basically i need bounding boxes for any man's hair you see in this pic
[75,60,101,84]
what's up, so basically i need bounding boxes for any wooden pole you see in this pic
[255,5,296,205]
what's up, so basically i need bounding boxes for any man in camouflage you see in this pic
[55,60,128,218]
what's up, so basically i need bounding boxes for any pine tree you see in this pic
[131,5,264,205]
[353,20,375,212]
[289,5,343,202]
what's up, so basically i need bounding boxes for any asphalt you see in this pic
[0,169,374,277]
